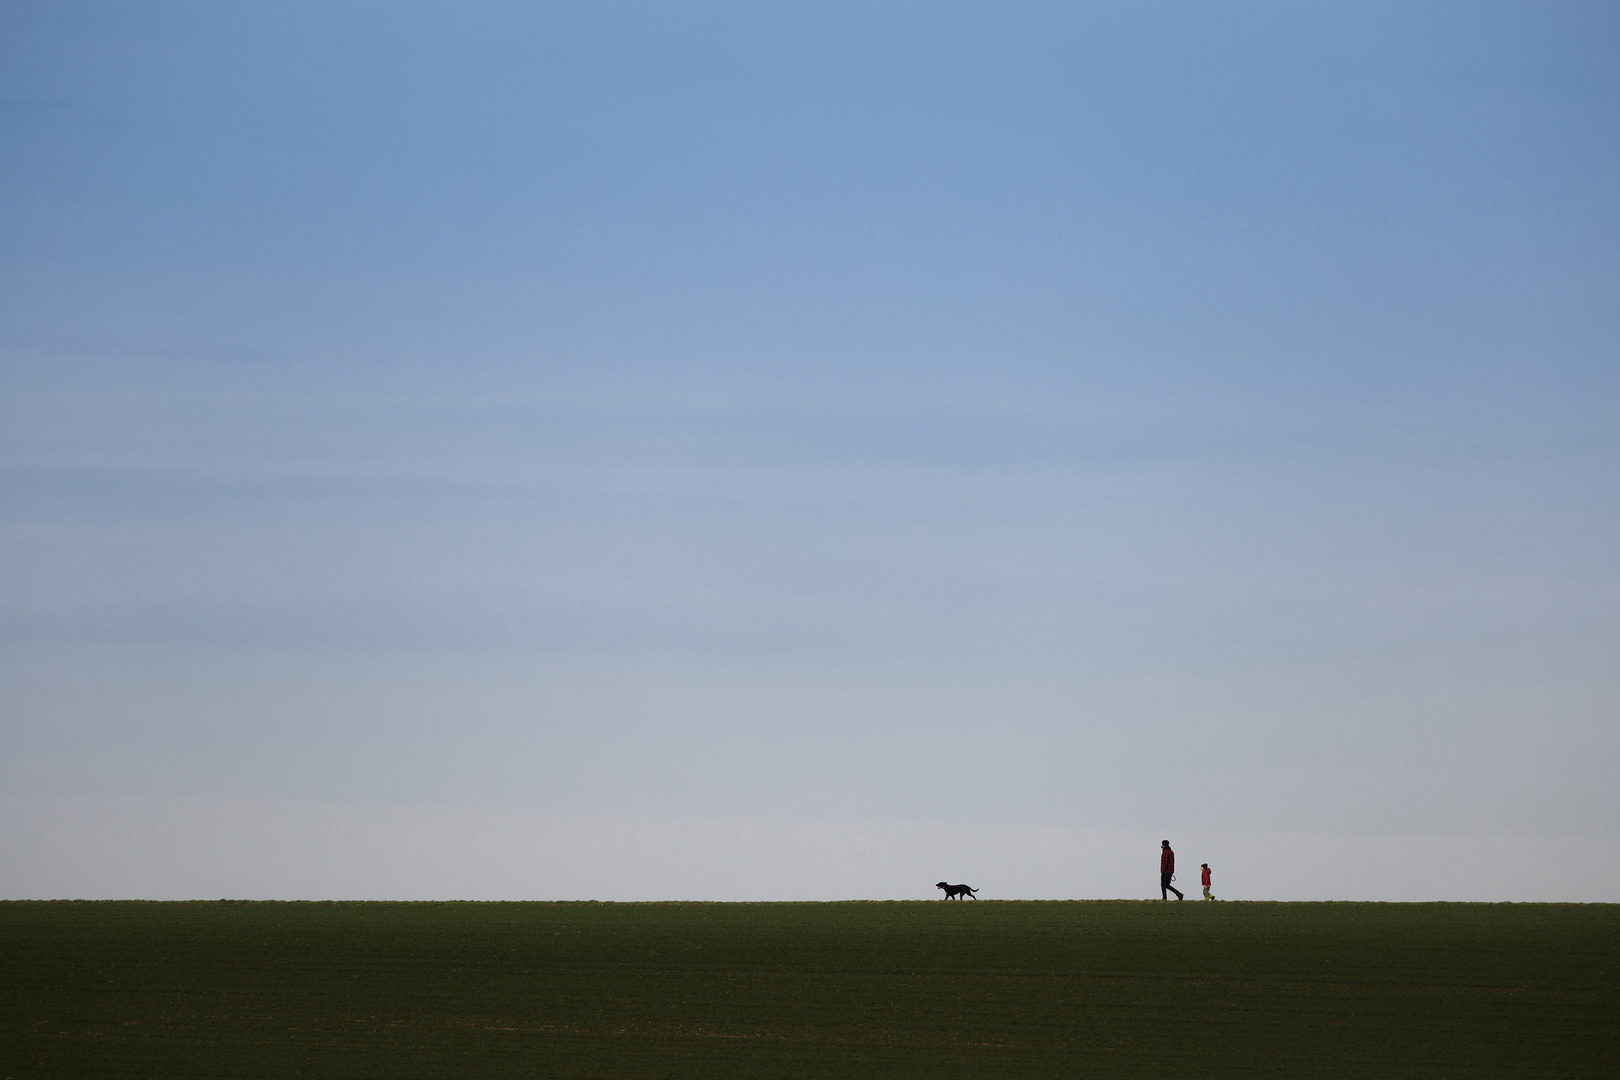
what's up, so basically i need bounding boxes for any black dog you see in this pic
[936,881,978,900]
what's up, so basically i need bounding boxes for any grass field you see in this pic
[2,899,1615,1078]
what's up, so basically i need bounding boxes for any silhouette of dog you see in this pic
[936,882,978,899]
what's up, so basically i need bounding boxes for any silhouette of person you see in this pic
[1160,840,1183,900]
[1201,862,1215,901]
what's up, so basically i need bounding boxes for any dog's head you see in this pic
[935,882,950,890]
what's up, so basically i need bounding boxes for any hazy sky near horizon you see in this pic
[3,1,1618,901]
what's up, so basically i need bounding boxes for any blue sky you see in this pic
[3,1,1617,900]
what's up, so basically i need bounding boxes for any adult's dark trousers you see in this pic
[1161,873,1183,900]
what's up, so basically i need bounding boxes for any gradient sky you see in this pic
[3,1,1617,901]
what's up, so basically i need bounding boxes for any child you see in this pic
[1200,863,1215,901]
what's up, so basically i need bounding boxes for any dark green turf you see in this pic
[2,899,1615,1078]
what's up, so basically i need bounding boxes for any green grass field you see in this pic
[2,899,1615,1078]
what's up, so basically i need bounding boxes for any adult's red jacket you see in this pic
[1160,847,1174,874]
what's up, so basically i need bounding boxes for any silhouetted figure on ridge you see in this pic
[1160,840,1184,900]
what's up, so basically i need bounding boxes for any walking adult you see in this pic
[1160,840,1184,900]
